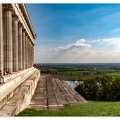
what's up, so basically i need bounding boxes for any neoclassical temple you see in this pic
[0,4,87,115]
[0,3,36,74]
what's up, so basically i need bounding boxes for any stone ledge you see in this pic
[0,67,34,93]
[0,69,40,116]
[0,67,37,110]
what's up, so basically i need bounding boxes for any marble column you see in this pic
[31,44,33,67]
[0,4,3,74]
[32,44,34,67]
[3,8,13,73]
[26,36,29,68]
[28,39,30,68]
[18,23,23,70]
[12,15,18,72]
[28,39,29,68]
[25,35,27,69]
[22,31,25,69]
[29,41,31,67]
[30,42,33,67]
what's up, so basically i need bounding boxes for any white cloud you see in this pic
[91,37,120,48]
[50,39,91,52]
[35,48,120,63]
[34,37,120,63]
[91,40,100,43]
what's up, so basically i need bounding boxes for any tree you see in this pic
[75,75,120,101]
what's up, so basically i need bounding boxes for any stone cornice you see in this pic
[19,4,36,39]
[11,3,36,44]
[2,4,13,11]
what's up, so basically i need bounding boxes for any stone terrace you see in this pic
[0,68,40,116]
[30,75,87,110]
[0,73,87,116]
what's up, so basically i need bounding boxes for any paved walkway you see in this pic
[30,75,87,110]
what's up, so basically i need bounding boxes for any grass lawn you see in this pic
[17,101,120,116]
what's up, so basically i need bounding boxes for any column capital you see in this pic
[12,13,19,21]
[18,22,23,28]
[3,4,14,12]
[22,28,26,33]
[28,36,30,41]
[25,32,28,36]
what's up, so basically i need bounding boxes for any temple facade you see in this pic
[0,4,36,74]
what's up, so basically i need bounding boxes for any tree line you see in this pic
[75,75,120,101]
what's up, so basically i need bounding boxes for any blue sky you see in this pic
[26,4,120,63]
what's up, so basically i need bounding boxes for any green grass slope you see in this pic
[17,101,120,116]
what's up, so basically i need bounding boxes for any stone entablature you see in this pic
[0,3,36,74]
[12,4,36,43]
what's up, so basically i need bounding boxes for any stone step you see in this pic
[30,77,47,110]
[30,75,87,111]
[52,78,77,104]
[46,77,59,110]
[0,68,40,116]
[61,80,87,103]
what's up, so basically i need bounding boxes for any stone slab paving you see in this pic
[30,76,47,110]
[29,75,87,110]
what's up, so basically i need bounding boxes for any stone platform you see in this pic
[0,68,40,116]
[30,75,87,110]
[0,72,87,116]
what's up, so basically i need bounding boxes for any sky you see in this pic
[26,3,120,63]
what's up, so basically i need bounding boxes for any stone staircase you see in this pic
[29,75,87,110]
[0,72,87,116]
[0,68,40,116]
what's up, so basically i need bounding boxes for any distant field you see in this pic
[37,63,120,81]
[17,101,120,116]
[107,72,120,77]
[57,70,82,76]
[50,74,74,80]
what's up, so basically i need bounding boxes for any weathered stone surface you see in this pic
[29,75,87,111]
[0,68,40,116]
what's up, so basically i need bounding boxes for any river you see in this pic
[64,80,82,89]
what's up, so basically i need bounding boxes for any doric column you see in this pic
[31,42,34,67]
[31,44,33,67]
[3,5,13,73]
[12,14,19,72]
[25,35,27,69]
[29,41,31,67]
[0,4,3,74]
[25,35,29,69]
[22,30,25,69]
[28,39,30,68]
[30,40,32,67]
[28,38,29,68]
[18,23,23,70]
[32,44,34,67]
